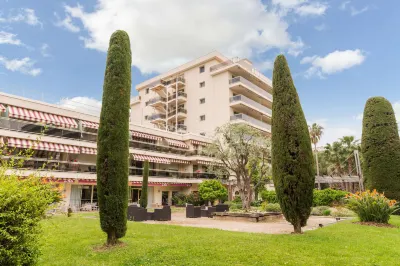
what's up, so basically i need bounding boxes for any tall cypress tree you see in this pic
[97,30,131,245]
[139,160,149,208]
[271,55,315,233]
[362,97,400,200]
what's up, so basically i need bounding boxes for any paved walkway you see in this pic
[144,212,342,234]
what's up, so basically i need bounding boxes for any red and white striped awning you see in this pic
[8,106,78,129]
[131,131,162,141]
[0,104,6,112]
[196,160,223,166]
[132,154,170,164]
[7,137,80,154]
[190,139,209,146]
[170,158,190,164]
[81,147,97,155]
[165,138,189,149]
[81,120,99,129]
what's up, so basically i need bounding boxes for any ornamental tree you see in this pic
[199,179,228,205]
[271,55,315,233]
[139,160,149,208]
[97,30,131,245]
[361,97,400,200]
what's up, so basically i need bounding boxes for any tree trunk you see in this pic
[107,229,118,246]
[293,222,302,234]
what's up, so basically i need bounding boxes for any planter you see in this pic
[213,212,283,223]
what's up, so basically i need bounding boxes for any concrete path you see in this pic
[143,212,342,234]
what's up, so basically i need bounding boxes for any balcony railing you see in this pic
[230,113,271,132]
[148,114,166,121]
[165,76,185,86]
[230,95,272,116]
[168,108,187,117]
[167,91,187,101]
[229,77,273,100]
[146,96,166,106]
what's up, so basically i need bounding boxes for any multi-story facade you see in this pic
[0,51,273,210]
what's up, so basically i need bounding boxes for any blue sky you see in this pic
[0,0,398,145]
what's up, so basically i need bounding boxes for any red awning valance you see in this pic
[165,138,189,149]
[132,154,170,164]
[8,106,78,129]
[7,137,80,154]
[81,120,99,129]
[0,104,6,112]
[81,147,97,155]
[170,158,190,164]
[190,140,209,146]
[131,131,162,141]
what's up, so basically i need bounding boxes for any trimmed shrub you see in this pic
[199,180,228,204]
[97,30,131,245]
[225,201,242,210]
[313,189,348,207]
[139,160,149,208]
[271,55,315,233]
[261,202,281,212]
[346,190,398,223]
[362,97,400,200]
[331,207,355,218]
[260,190,278,203]
[310,206,330,216]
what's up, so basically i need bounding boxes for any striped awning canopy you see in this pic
[81,147,97,155]
[81,120,99,129]
[8,106,78,129]
[196,160,223,166]
[7,137,80,154]
[0,104,6,112]
[132,154,170,164]
[131,131,162,141]
[190,139,209,146]
[170,158,190,164]
[165,138,189,149]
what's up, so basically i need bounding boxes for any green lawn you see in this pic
[39,213,400,266]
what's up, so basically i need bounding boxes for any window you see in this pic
[200,98,205,104]
[200,132,206,136]
[145,88,149,94]
[199,81,205,88]
[200,115,205,121]
[199,66,205,73]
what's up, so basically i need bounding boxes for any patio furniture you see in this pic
[154,206,171,221]
[127,205,147,221]
[147,211,154,220]
[215,204,229,212]
[186,204,201,218]
[201,206,216,218]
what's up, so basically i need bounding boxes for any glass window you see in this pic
[199,81,205,88]
[199,66,205,73]
[146,88,149,94]
[200,98,205,104]
[200,115,205,121]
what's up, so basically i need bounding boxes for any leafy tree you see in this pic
[309,123,324,177]
[139,160,149,208]
[97,30,131,245]
[206,123,271,210]
[199,180,228,205]
[249,156,271,200]
[361,97,400,200]
[340,136,359,175]
[324,137,360,176]
[271,55,315,233]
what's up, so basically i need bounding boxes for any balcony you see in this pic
[167,108,187,121]
[210,58,272,92]
[148,113,166,124]
[230,113,271,133]
[229,76,272,106]
[167,124,187,134]
[230,95,272,118]
[167,91,187,105]
[149,80,168,97]
[165,76,185,89]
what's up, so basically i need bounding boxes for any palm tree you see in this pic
[339,136,359,175]
[309,123,324,176]
[324,141,347,175]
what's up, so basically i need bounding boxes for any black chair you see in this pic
[186,204,201,218]
[215,204,229,212]
[154,206,171,221]
[147,211,154,221]
[127,205,147,221]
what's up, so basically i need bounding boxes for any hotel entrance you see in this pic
[130,187,141,204]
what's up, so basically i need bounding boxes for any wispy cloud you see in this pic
[0,8,42,26]
[350,6,369,16]
[314,23,327,31]
[0,56,42,76]
[40,43,51,57]
[0,31,22,45]
[54,11,80,33]
[339,1,350,10]
[59,97,102,115]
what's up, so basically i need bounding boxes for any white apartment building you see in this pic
[0,51,273,210]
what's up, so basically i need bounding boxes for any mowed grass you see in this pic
[39,213,400,266]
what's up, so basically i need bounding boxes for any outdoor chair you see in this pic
[186,204,201,218]
[127,205,147,221]
[201,206,216,218]
[154,206,171,221]
[147,211,154,221]
[215,204,229,212]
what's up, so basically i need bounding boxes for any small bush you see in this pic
[251,200,262,207]
[225,201,242,210]
[260,191,278,203]
[311,206,330,216]
[346,190,398,223]
[331,207,355,218]
[313,189,348,206]
[322,209,331,216]
[233,196,242,204]
[261,202,281,212]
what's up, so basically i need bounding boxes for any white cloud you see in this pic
[314,23,327,31]
[0,8,41,26]
[295,3,328,16]
[0,56,42,76]
[392,101,400,122]
[54,12,80,33]
[40,43,51,57]
[58,97,102,115]
[255,60,273,71]
[301,49,366,78]
[0,31,22,45]
[59,0,305,74]
[339,1,350,10]
[350,6,369,16]
[272,0,328,17]
[308,118,360,146]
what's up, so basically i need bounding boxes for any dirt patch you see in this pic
[93,241,127,252]
[353,222,398,228]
